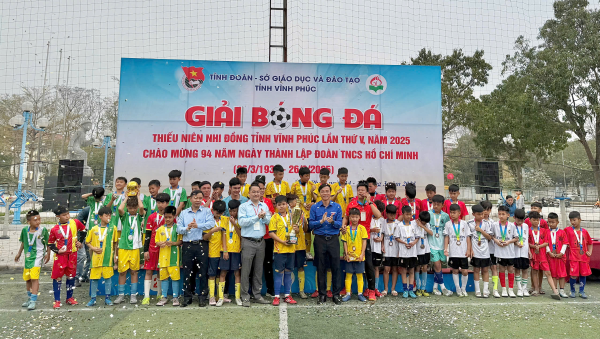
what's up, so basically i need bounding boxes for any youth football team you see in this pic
[14,166,594,310]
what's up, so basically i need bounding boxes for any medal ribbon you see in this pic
[402,220,410,243]
[166,226,172,242]
[532,227,540,245]
[573,226,583,252]
[169,187,179,206]
[349,226,357,243]
[99,226,107,248]
[299,181,307,202]
[129,214,138,239]
[427,200,433,211]
[551,229,557,251]
[150,197,157,213]
[229,220,236,242]
[113,193,123,213]
[433,212,441,235]
[274,182,281,194]
[27,229,35,252]
[280,213,290,234]
[477,221,483,242]
[500,222,508,242]
[516,225,523,244]
[387,222,394,243]
[342,185,347,202]
[58,223,70,247]
[452,221,460,242]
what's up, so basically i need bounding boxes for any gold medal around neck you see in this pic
[435,234,440,238]
[420,244,425,249]
[352,246,356,251]
[456,241,461,246]
[478,241,482,247]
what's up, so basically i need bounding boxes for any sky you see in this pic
[0,0,594,99]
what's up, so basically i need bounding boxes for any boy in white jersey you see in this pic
[415,211,432,296]
[480,201,499,295]
[444,204,471,297]
[381,204,400,296]
[397,205,419,298]
[370,201,385,296]
[468,205,493,297]
[513,209,531,297]
[491,205,518,298]
[428,195,451,295]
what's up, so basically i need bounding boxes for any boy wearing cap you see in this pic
[45,205,87,309]
[266,164,291,203]
[163,169,187,217]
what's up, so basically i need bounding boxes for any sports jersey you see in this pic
[549,228,568,256]
[484,218,496,255]
[290,180,316,218]
[490,221,517,259]
[205,216,226,258]
[48,219,86,254]
[401,198,422,220]
[345,197,376,237]
[86,225,118,267]
[564,227,592,262]
[420,198,434,213]
[378,197,401,219]
[398,220,419,258]
[514,223,530,259]
[415,220,431,255]
[19,226,49,269]
[163,186,187,208]
[155,225,182,268]
[85,196,107,229]
[143,195,159,225]
[146,212,167,252]
[331,182,354,217]
[370,217,385,254]
[240,183,251,198]
[269,212,296,254]
[341,224,368,261]
[381,220,400,258]
[467,219,493,259]
[442,199,468,220]
[529,226,549,262]
[265,180,291,198]
[427,210,450,251]
[443,219,470,258]
[222,218,241,253]
[294,213,307,251]
[105,191,126,231]
[118,212,144,250]
[525,217,548,230]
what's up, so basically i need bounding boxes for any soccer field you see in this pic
[0,272,599,339]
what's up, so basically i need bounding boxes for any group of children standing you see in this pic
[13,166,594,310]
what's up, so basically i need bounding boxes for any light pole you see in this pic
[92,129,116,188]
[8,102,49,224]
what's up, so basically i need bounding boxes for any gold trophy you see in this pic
[126,181,139,197]
[288,205,302,245]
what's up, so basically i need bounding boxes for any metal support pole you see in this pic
[102,136,110,188]
[559,199,567,231]
[1,203,10,239]
[13,112,31,224]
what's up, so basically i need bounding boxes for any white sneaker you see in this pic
[493,290,501,298]
[475,291,482,298]
[461,289,467,297]
[523,289,530,297]
[443,288,453,297]
[433,289,442,296]
[483,289,490,298]
[517,287,523,297]
[236,298,243,306]
[508,289,516,298]
[216,298,224,307]
[501,287,508,297]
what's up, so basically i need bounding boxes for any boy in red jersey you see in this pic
[565,211,593,299]
[442,184,468,220]
[380,183,401,219]
[546,212,569,298]
[420,184,437,212]
[45,205,86,309]
[528,211,560,299]
[401,183,421,221]
[366,177,385,202]
[141,193,171,305]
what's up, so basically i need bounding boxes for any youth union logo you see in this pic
[366,74,387,95]
[181,66,205,91]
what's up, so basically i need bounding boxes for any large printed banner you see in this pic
[115,58,443,196]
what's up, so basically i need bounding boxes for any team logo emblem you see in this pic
[181,66,205,91]
[366,74,387,95]
[270,102,291,130]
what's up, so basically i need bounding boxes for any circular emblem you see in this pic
[270,102,291,130]
[366,74,387,95]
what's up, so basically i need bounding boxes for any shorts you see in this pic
[448,257,469,270]
[548,257,567,278]
[51,252,78,279]
[344,261,365,274]
[497,258,514,267]
[23,267,41,281]
[142,250,159,271]
[372,252,383,267]
[219,252,241,272]
[471,257,491,268]
[208,257,221,277]
[383,257,398,267]
[529,259,548,271]
[430,249,446,263]
[417,253,431,266]
[569,261,592,277]
[489,254,497,266]
[117,249,140,273]
[273,253,295,272]
[159,266,181,280]
[514,257,530,270]
[398,257,418,269]
[295,250,307,269]
[90,267,114,280]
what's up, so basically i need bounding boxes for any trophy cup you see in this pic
[126,181,139,197]
[288,205,302,245]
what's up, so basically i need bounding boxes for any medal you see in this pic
[435,233,440,238]
[532,227,540,253]
[452,220,461,245]
[169,187,180,206]
[499,221,508,242]
[573,226,584,255]
[341,184,348,203]
[299,180,308,203]
[516,224,524,246]
[128,214,138,242]
[551,229,557,253]
[427,200,433,211]
[433,212,441,238]
[420,244,425,249]
[352,246,356,251]
[228,220,236,245]
[350,226,358,250]
[27,231,35,255]
[58,223,70,248]
[478,241,482,247]
[387,222,395,248]
[456,241,461,246]
[166,226,172,242]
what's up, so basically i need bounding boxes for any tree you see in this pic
[407,48,492,143]
[444,132,482,186]
[467,73,569,189]
[504,0,600,196]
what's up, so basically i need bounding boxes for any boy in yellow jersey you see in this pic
[269,195,299,305]
[163,169,188,217]
[237,167,251,198]
[287,193,309,298]
[86,207,118,306]
[155,206,183,306]
[265,164,291,203]
[312,168,331,203]
[204,200,227,306]
[217,200,243,306]
[341,208,369,302]
[114,193,146,304]
[290,166,315,260]
[14,210,49,310]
